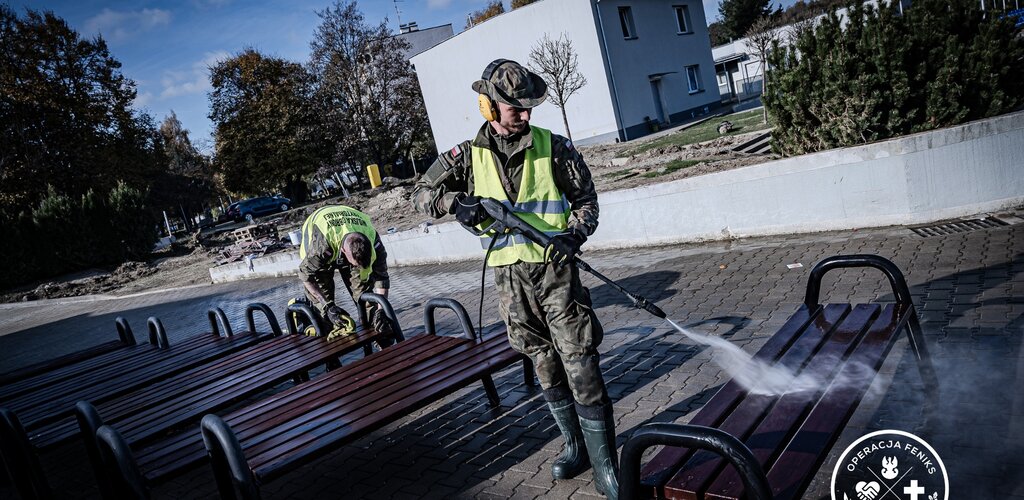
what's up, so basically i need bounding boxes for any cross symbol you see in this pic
[903,480,926,500]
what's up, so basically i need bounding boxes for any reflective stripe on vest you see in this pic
[298,205,377,281]
[471,125,569,266]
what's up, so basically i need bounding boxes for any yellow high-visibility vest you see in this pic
[471,126,569,267]
[299,205,377,281]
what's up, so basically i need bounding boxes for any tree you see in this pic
[152,112,217,225]
[764,0,1024,156]
[529,33,588,142]
[468,1,505,27]
[708,21,730,46]
[309,1,433,178]
[209,48,323,198]
[512,0,539,8]
[744,17,778,124]
[0,6,163,211]
[719,0,772,41]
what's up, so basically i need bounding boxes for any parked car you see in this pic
[225,195,291,222]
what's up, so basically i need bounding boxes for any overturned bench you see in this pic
[618,254,939,500]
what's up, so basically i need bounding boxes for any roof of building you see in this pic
[395,23,454,60]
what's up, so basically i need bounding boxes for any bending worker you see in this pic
[412,60,618,498]
[298,204,393,342]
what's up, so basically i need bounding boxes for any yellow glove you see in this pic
[326,315,357,341]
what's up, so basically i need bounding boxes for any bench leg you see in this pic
[481,376,501,407]
[362,344,373,357]
[523,358,537,387]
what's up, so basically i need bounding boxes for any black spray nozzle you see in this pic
[630,294,667,319]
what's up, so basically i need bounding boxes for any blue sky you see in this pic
[13,0,729,151]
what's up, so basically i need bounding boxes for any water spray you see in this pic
[471,198,823,397]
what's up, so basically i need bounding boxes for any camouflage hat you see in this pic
[472,59,547,109]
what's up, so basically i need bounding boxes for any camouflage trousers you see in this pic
[494,261,608,407]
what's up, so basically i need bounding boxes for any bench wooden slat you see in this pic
[764,304,910,500]
[136,334,460,481]
[663,304,872,499]
[0,340,128,386]
[238,336,476,459]
[30,331,378,448]
[250,336,518,482]
[8,332,262,430]
[687,304,883,500]
[640,304,835,493]
[0,343,162,400]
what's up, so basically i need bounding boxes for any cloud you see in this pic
[84,8,172,42]
[160,51,230,99]
[134,91,154,108]
[427,0,454,9]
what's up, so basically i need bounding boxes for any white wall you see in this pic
[594,0,720,137]
[379,111,1024,265]
[211,112,1024,283]
[411,0,618,151]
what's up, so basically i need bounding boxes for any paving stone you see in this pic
[2,220,1021,499]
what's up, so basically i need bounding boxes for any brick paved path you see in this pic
[1,218,1021,499]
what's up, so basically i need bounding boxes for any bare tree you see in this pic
[745,16,778,124]
[529,33,588,141]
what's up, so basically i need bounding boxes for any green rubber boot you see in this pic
[547,399,589,480]
[579,407,619,500]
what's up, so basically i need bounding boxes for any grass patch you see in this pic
[619,108,770,157]
[641,159,702,178]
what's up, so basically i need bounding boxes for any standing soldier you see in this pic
[297,204,393,342]
[412,60,618,498]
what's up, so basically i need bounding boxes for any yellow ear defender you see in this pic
[477,58,512,122]
[478,94,498,122]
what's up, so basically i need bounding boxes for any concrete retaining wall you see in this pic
[211,111,1024,282]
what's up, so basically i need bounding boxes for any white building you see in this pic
[410,0,721,149]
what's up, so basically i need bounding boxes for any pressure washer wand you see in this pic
[474,198,667,320]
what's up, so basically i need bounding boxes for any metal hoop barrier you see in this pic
[74,401,117,500]
[245,303,282,338]
[146,317,169,349]
[96,425,149,499]
[423,298,477,340]
[207,308,234,338]
[201,414,259,500]
[115,317,137,346]
[618,423,772,500]
[357,292,405,341]
[285,302,321,337]
[805,254,913,308]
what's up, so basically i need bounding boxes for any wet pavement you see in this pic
[1,215,1022,499]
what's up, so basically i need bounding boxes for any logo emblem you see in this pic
[832,430,948,500]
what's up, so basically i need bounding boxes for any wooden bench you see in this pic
[1,296,403,500]
[0,308,268,499]
[617,254,939,500]
[94,298,533,499]
[0,321,137,387]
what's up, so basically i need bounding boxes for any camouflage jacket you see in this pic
[412,123,600,236]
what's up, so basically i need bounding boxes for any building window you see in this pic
[686,64,703,93]
[674,5,692,34]
[618,6,637,39]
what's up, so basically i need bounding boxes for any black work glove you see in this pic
[452,193,490,227]
[324,303,351,329]
[371,307,393,335]
[545,229,586,268]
